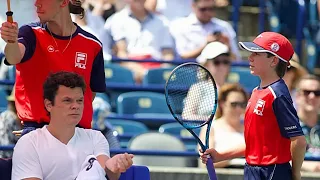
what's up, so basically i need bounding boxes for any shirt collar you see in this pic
[187,13,213,25]
[124,6,154,21]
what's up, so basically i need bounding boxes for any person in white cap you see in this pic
[197,41,231,87]
[200,32,307,180]
[182,41,231,119]
[12,71,133,180]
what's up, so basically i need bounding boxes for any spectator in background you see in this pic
[101,0,174,82]
[182,41,231,119]
[295,75,320,172]
[283,53,308,93]
[198,83,247,168]
[283,52,308,107]
[197,41,231,87]
[144,0,193,21]
[170,0,240,61]
[0,89,22,158]
[92,96,121,149]
[86,0,117,21]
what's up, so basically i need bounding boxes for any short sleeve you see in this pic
[92,130,110,158]
[4,25,36,65]
[273,95,304,138]
[11,135,43,179]
[90,49,106,92]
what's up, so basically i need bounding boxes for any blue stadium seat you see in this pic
[117,91,171,115]
[142,67,175,85]
[227,67,260,93]
[104,63,135,112]
[119,165,150,180]
[106,119,149,148]
[0,88,8,112]
[95,92,110,103]
[104,63,135,84]
[159,122,200,151]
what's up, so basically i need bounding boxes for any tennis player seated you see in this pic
[11,71,134,180]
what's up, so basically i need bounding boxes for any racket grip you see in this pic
[6,11,15,43]
[6,11,13,23]
[206,157,217,180]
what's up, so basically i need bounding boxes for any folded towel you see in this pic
[76,155,107,180]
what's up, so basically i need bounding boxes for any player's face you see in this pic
[223,91,246,119]
[193,0,215,24]
[34,0,66,23]
[46,86,84,126]
[248,52,274,77]
[296,79,320,112]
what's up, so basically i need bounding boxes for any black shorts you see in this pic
[244,162,292,180]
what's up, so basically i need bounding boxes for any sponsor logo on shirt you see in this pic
[253,99,265,116]
[284,125,297,130]
[47,45,55,53]
[75,52,87,69]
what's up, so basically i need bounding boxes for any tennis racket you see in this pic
[165,62,218,180]
[6,0,15,43]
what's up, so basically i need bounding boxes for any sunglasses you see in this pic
[198,6,215,12]
[211,60,230,66]
[301,90,320,97]
[230,102,247,108]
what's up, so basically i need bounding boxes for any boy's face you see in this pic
[296,79,320,112]
[248,52,276,77]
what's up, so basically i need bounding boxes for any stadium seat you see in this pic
[227,67,260,93]
[107,119,149,135]
[95,92,110,103]
[116,91,171,115]
[119,165,150,180]
[127,132,191,167]
[142,67,175,85]
[104,63,135,112]
[104,63,135,84]
[0,88,8,112]
[106,119,149,148]
[159,122,199,151]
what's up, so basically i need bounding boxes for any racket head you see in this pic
[165,62,218,150]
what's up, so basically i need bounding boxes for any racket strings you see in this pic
[166,65,217,127]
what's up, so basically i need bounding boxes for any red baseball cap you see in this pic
[239,32,294,65]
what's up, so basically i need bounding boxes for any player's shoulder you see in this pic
[19,22,44,33]
[76,24,102,48]
[268,79,291,98]
[14,127,45,147]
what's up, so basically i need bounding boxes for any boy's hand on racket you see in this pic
[105,153,134,173]
[199,148,223,164]
[0,21,18,43]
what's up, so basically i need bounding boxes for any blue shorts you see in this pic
[244,162,292,180]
